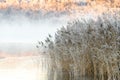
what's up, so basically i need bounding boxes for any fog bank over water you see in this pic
[0,9,71,43]
[0,10,70,57]
[0,5,100,44]
[0,8,104,57]
[0,43,38,57]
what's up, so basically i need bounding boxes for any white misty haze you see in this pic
[0,7,98,54]
[0,13,68,43]
[0,7,80,55]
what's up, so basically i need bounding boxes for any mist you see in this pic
[0,8,72,56]
[0,8,71,43]
[0,9,55,80]
[0,7,103,56]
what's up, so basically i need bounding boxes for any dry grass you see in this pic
[38,10,120,80]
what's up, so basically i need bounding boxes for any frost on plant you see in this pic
[37,11,120,80]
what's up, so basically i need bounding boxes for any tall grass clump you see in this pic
[37,12,120,80]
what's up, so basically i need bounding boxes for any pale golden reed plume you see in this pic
[0,0,119,12]
[0,0,82,11]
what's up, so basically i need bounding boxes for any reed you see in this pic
[37,11,120,80]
